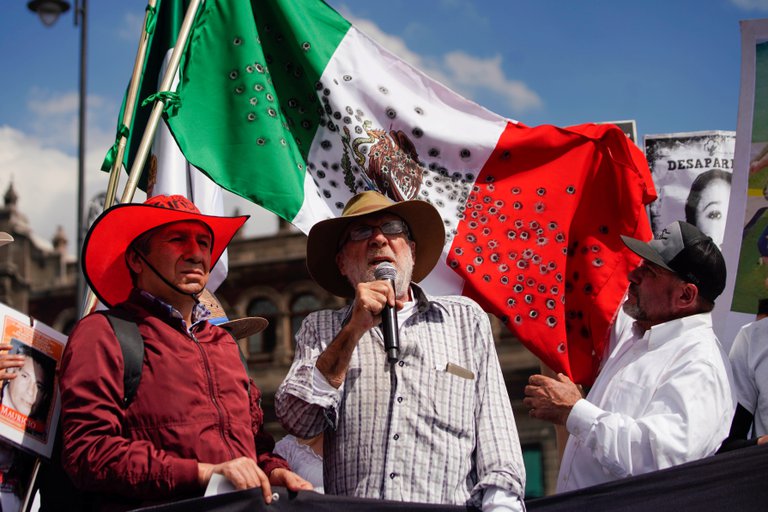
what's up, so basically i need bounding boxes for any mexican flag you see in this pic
[133,0,655,385]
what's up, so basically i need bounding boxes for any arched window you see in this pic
[290,293,322,339]
[246,298,278,362]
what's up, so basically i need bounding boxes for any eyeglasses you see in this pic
[345,220,410,244]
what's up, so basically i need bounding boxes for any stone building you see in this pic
[0,185,558,497]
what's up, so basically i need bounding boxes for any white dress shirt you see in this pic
[729,316,768,436]
[274,435,324,493]
[557,308,735,492]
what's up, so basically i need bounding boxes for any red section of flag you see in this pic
[448,122,655,386]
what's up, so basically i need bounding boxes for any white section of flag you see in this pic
[296,27,510,296]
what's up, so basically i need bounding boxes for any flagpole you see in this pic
[120,0,203,204]
[103,0,158,211]
[82,0,203,315]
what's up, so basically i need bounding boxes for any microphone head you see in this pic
[374,261,397,281]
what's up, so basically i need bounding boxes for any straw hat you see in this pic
[0,232,13,247]
[82,195,248,308]
[197,288,268,339]
[306,190,445,298]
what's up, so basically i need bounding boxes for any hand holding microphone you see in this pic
[374,262,400,362]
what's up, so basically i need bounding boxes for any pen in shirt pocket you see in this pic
[445,362,474,380]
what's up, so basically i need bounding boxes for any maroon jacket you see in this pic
[60,291,288,510]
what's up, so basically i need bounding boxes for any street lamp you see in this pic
[27,0,70,26]
[27,0,88,316]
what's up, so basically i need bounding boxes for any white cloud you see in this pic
[730,0,768,11]
[2,85,125,257]
[24,89,117,153]
[443,51,543,112]
[118,12,145,42]
[27,90,79,116]
[0,125,110,256]
[346,15,542,114]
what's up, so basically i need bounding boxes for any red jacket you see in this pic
[60,291,288,510]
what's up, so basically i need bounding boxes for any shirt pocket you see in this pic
[603,377,649,418]
[429,366,475,437]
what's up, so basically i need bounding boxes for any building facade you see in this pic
[0,186,559,497]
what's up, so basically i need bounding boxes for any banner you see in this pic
[132,446,768,512]
[722,19,768,349]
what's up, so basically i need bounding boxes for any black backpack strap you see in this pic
[100,310,144,408]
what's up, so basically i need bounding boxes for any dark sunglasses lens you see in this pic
[380,221,405,235]
[349,226,373,241]
[348,221,405,242]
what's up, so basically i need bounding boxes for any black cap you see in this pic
[620,221,726,303]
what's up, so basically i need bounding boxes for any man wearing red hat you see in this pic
[58,195,311,511]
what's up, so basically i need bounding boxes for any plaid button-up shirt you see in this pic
[275,285,525,506]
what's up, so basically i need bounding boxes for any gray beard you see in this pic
[622,300,646,321]
[360,265,413,300]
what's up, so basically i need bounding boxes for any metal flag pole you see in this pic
[80,0,159,317]
[82,0,204,316]
[103,0,158,211]
[120,0,203,205]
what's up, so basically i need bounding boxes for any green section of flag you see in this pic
[165,0,350,220]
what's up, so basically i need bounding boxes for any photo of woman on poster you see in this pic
[685,168,732,247]
[0,340,55,436]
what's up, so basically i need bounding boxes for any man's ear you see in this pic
[126,248,143,274]
[677,282,698,309]
[409,240,416,263]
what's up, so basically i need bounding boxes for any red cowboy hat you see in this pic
[82,195,248,308]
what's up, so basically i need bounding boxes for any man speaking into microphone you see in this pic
[276,191,525,510]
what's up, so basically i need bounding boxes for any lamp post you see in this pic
[27,0,88,317]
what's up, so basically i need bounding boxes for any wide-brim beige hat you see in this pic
[218,317,268,340]
[0,232,13,247]
[307,190,445,298]
[197,288,268,339]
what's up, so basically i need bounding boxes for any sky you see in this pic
[1,0,768,256]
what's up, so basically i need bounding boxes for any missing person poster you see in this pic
[717,19,768,350]
[0,304,65,458]
[644,131,736,248]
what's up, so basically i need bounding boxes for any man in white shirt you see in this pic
[523,220,735,492]
[719,299,768,452]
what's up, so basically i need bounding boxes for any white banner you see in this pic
[721,19,768,351]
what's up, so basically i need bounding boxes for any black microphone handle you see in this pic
[381,277,400,362]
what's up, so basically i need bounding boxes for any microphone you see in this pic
[374,262,399,363]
